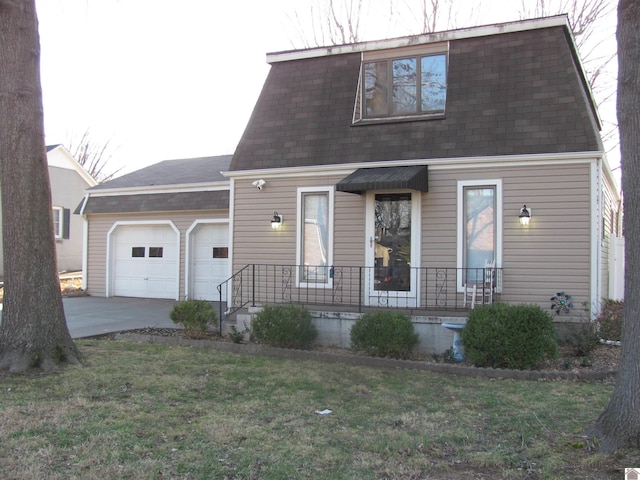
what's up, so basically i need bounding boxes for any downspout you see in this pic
[78,194,90,291]
[590,158,602,320]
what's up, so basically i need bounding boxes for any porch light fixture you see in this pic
[519,205,531,226]
[271,212,283,229]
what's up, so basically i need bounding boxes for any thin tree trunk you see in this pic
[0,0,81,372]
[585,0,640,452]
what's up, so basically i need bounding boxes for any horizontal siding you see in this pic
[87,210,228,297]
[232,160,594,315]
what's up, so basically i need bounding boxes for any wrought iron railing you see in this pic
[217,264,502,320]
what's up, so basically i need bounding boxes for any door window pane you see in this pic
[132,247,145,258]
[149,247,164,258]
[374,193,411,292]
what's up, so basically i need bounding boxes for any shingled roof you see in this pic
[89,154,232,190]
[231,16,602,172]
[79,154,232,214]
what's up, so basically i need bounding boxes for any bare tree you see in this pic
[585,0,640,452]
[519,0,619,158]
[289,0,365,48]
[67,129,123,183]
[0,0,81,373]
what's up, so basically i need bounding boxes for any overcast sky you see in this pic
[35,0,618,177]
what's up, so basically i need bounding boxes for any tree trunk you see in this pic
[586,0,640,452]
[0,0,81,372]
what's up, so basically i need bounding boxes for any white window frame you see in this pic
[456,179,502,292]
[52,206,63,239]
[296,186,334,288]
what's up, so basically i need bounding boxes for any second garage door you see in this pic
[112,224,179,299]
[190,223,229,301]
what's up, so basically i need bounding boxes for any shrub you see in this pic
[350,311,419,359]
[169,300,217,338]
[461,303,557,370]
[252,304,317,349]
[596,299,623,341]
[563,323,600,357]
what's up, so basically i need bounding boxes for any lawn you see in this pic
[0,339,637,479]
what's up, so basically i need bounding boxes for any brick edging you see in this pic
[113,333,616,382]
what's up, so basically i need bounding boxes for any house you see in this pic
[78,15,621,354]
[77,155,232,301]
[0,144,96,277]
[222,15,620,350]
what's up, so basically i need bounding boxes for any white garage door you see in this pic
[112,224,178,299]
[190,223,229,301]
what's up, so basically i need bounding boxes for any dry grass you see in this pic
[0,339,637,479]
[0,276,84,303]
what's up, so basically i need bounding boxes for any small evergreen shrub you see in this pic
[350,311,419,359]
[252,304,317,349]
[169,300,216,338]
[596,299,623,341]
[461,303,557,370]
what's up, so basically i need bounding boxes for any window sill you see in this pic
[352,113,446,126]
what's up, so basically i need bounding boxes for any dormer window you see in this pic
[354,43,448,123]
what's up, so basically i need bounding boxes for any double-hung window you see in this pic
[457,180,502,291]
[354,43,448,123]
[296,187,334,287]
[52,206,70,239]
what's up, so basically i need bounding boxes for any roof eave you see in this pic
[267,15,570,64]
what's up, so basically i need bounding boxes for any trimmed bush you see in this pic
[252,304,318,349]
[169,300,216,338]
[350,311,419,359]
[596,299,623,341]
[461,303,557,370]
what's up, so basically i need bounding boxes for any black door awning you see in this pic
[336,165,428,194]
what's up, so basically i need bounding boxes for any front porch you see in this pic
[217,264,501,356]
[217,264,501,318]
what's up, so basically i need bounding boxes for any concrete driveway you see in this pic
[63,296,180,338]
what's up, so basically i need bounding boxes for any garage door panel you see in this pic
[112,225,178,299]
[190,223,228,301]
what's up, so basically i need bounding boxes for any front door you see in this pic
[366,191,420,307]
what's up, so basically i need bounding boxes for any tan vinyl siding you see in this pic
[231,160,595,315]
[86,210,228,297]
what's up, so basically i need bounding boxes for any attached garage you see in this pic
[109,222,180,299]
[187,221,229,301]
[78,154,232,299]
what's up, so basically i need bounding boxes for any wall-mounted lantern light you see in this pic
[519,205,531,226]
[271,212,283,229]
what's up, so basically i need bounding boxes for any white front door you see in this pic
[365,191,421,308]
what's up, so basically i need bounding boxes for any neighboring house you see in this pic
[77,155,231,301]
[0,144,96,277]
[223,14,620,346]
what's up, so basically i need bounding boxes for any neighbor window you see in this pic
[296,187,334,286]
[52,207,70,239]
[457,180,502,291]
[359,50,447,121]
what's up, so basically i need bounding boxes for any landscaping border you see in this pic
[113,333,617,382]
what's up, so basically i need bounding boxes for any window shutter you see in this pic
[62,208,71,239]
